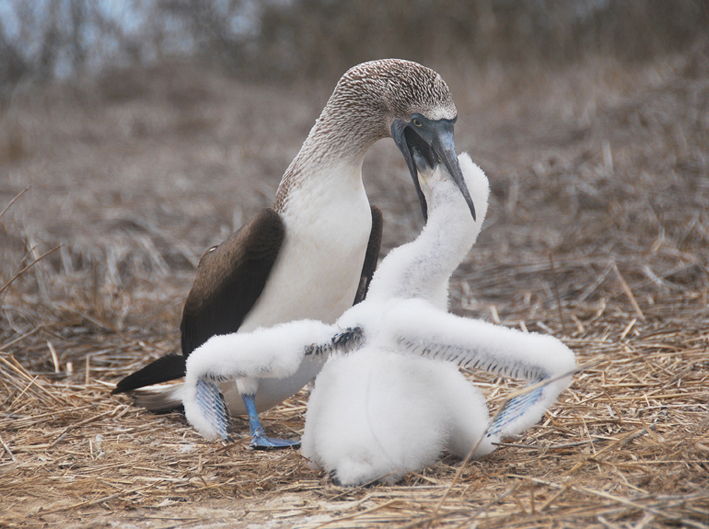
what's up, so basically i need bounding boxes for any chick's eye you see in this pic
[412,118,423,127]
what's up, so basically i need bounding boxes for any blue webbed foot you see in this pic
[249,434,301,450]
[242,393,300,450]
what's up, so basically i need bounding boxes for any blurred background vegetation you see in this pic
[1,0,707,96]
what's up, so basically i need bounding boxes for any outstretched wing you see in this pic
[378,299,576,438]
[182,321,364,440]
[184,319,338,384]
[184,321,365,388]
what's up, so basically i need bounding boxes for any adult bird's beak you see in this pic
[391,116,476,222]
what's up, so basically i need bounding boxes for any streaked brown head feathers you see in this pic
[276,59,457,211]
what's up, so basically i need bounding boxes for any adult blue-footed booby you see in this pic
[182,153,576,485]
[113,59,476,450]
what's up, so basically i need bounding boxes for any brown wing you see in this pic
[113,208,285,394]
[181,208,285,357]
[353,205,383,305]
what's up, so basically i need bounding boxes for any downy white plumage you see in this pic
[183,153,576,485]
[114,59,475,450]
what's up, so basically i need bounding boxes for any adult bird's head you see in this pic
[317,59,476,222]
[380,61,475,223]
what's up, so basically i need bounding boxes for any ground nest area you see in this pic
[1,49,709,528]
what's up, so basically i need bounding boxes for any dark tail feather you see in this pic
[112,354,186,394]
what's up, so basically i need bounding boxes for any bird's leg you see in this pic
[242,394,300,450]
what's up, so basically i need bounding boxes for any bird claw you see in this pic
[243,393,300,450]
[249,435,301,450]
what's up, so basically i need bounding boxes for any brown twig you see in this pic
[0,245,61,297]
[0,186,30,221]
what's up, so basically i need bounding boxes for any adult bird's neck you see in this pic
[274,85,387,214]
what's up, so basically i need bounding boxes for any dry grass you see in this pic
[1,46,708,528]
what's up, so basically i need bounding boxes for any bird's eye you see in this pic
[412,118,423,127]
